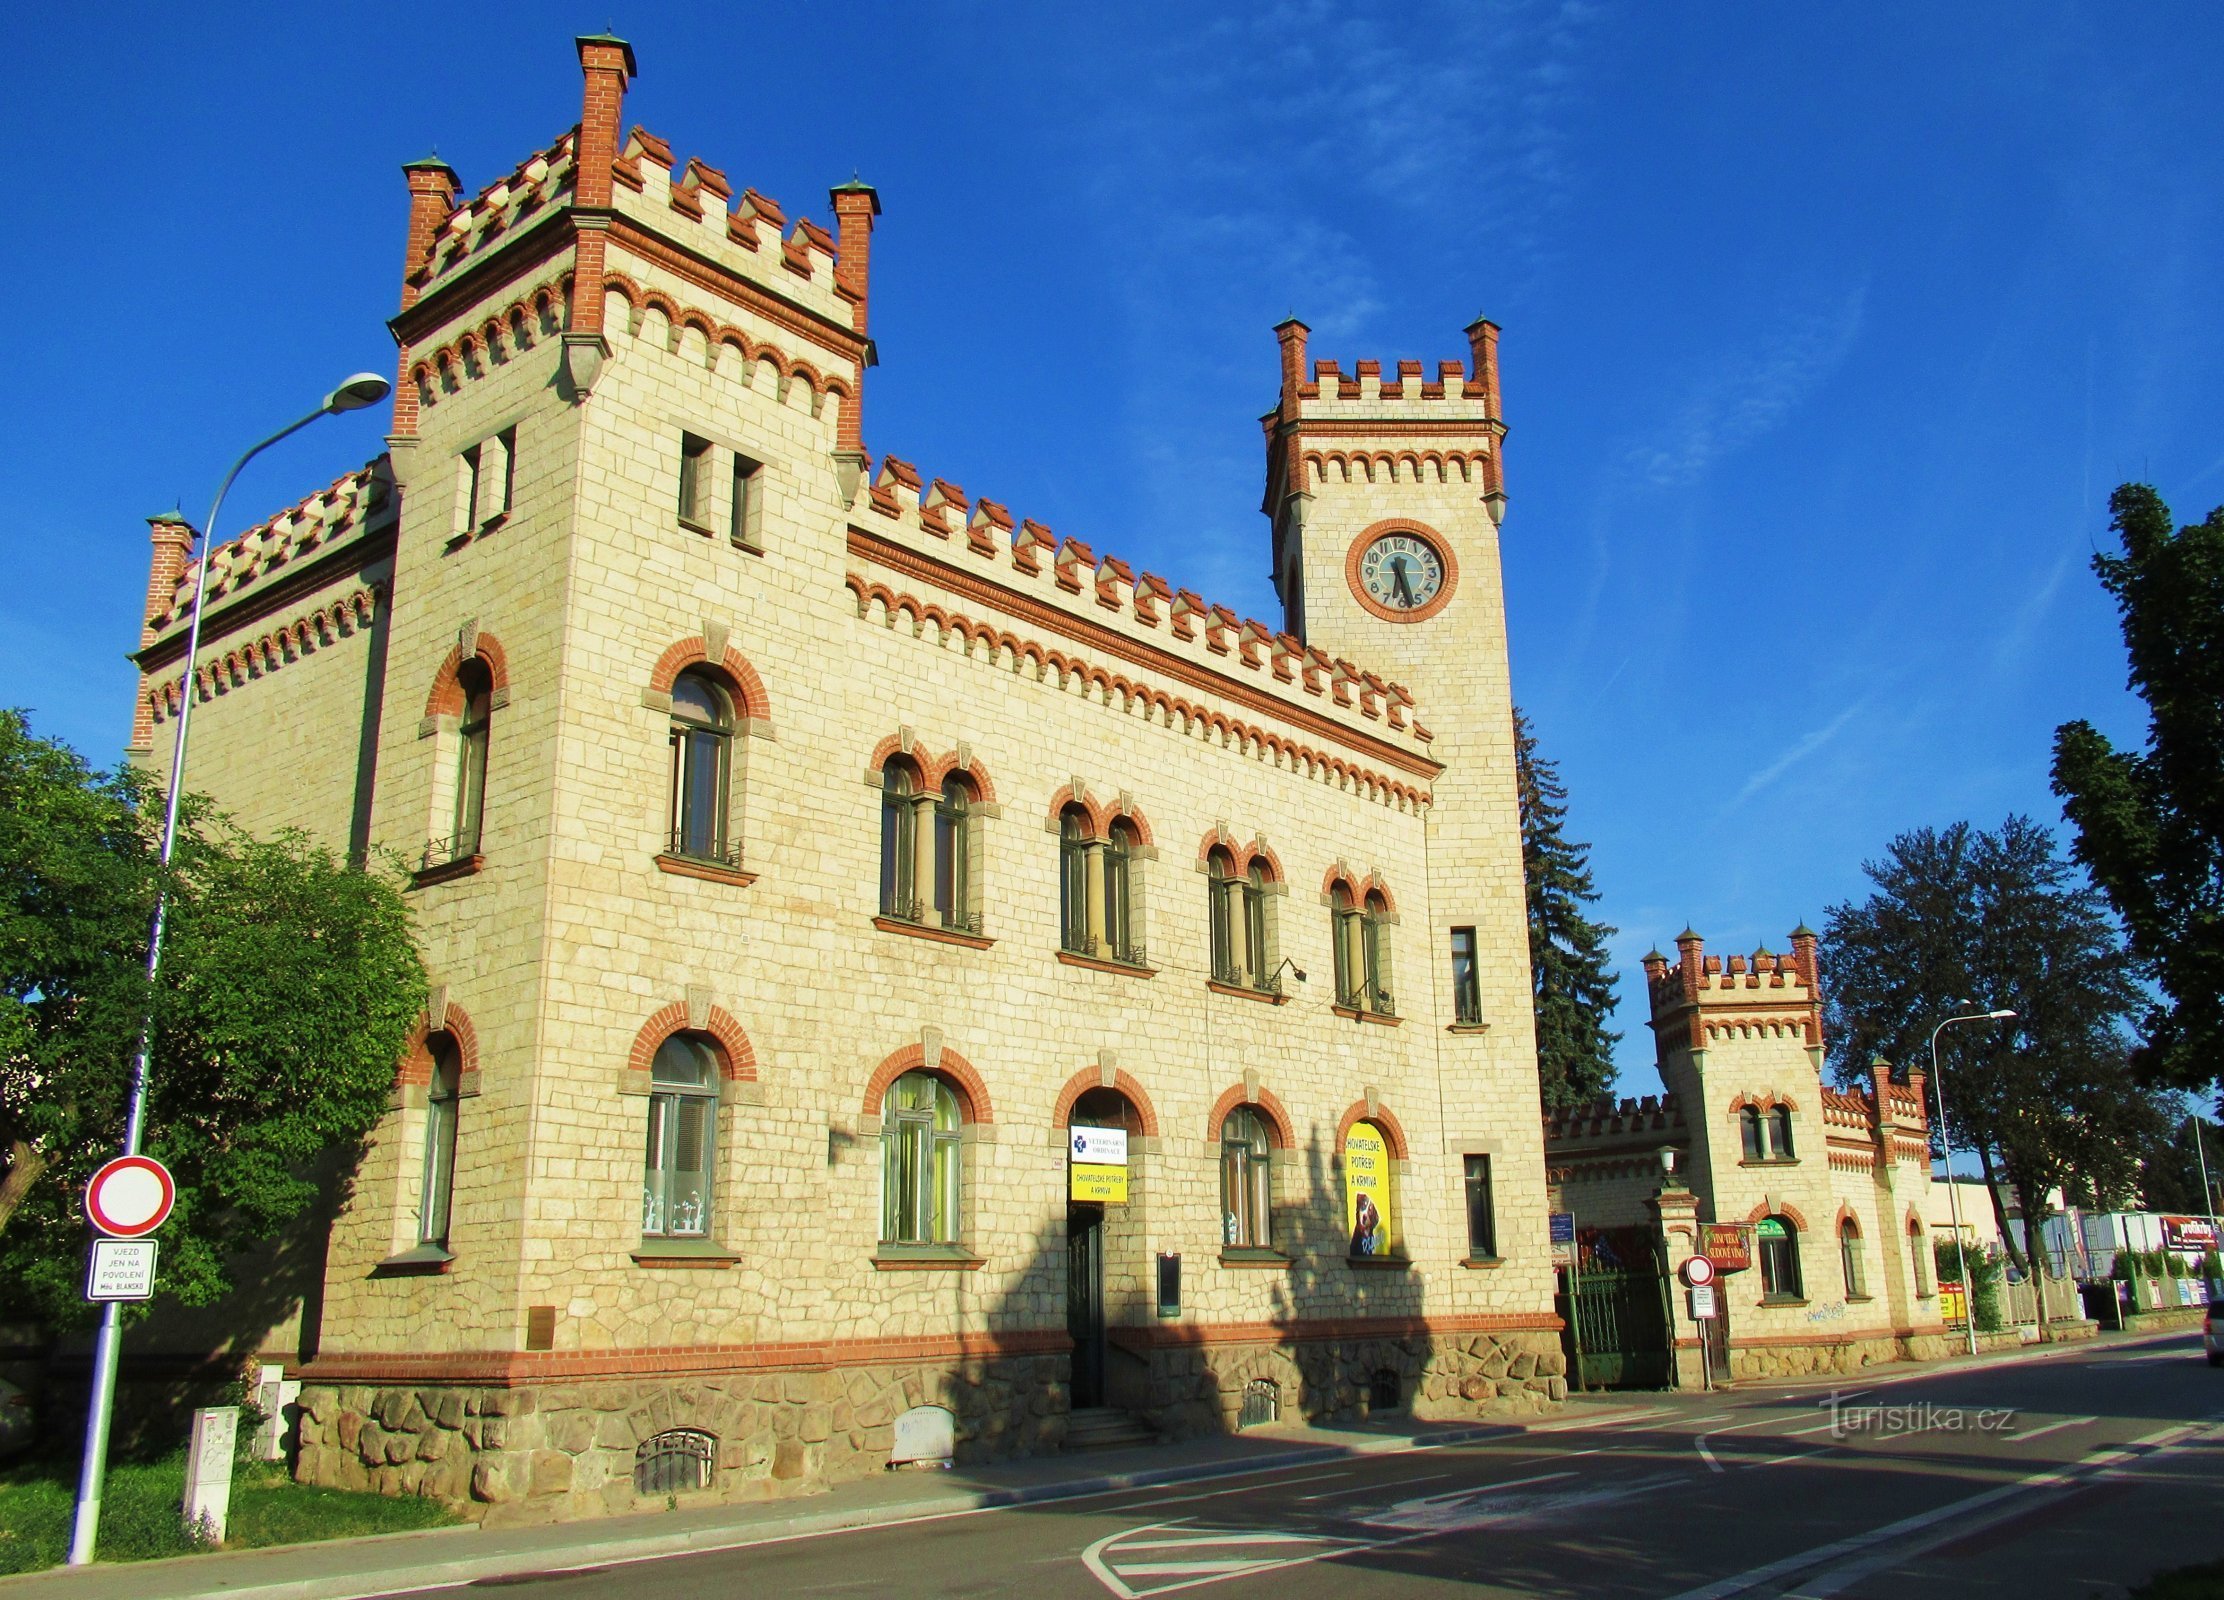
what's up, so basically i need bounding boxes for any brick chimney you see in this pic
[391,156,460,438]
[829,178,880,455]
[131,511,196,755]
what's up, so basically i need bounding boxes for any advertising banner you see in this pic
[1344,1123,1393,1256]
[1701,1223,1752,1273]
[1070,1163,1128,1203]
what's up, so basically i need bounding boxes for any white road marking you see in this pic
[1301,1470,1452,1501]
[1528,1404,1674,1433]
[1781,1418,1843,1437]
[1082,1520,1374,1599]
[1661,1415,2224,1600]
[1113,1533,1337,1551]
[1696,1438,1724,1474]
[2011,1414,2098,1442]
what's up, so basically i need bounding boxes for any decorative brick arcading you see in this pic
[626,1002,758,1082]
[1050,1066,1161,1138]
[867,733,997,803]
[1207,1084,1295,1149]
[398,999,480,1088]
[597,275,854,411]
[147,584,385,724]
[646,636,772,726]
[861,1044,993,1125]
[423,633,511,719]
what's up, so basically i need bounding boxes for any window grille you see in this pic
[634,1428,716,1495]
[1369,1370,1403,1412]
[1239,1379,1280,1429]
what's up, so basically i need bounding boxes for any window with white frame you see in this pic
[642,1033,721,1238]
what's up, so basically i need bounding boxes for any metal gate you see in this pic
[1558,1264,1673,1390]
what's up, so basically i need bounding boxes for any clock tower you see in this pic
[1261,314,1545,1254]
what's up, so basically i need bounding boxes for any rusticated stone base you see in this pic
[1135,1329,1566,1438]
[293,1354,1065,1525]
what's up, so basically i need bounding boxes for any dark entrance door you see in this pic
[1557,1227,1674,1390]
[1067,1204,1106,1407]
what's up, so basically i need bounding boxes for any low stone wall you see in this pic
[2120,1306,2206,1335]
[1137,1329,1566,1438]
[295,1352,1064,1525]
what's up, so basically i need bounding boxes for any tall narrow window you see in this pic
[1757,1215,1803,1300]
[643,1033,720,1238]
[1059,807,1093,955]
[1769,1106,1796,1160]
[881,1071,961,1246]
[668,670,735,863]
[1331,885,1363,1007]
[1104,821,1138,965]
[419,1035,462,1249]
[451,659,492,858]
[880,758,920,919]
[458,443,482,536]
[1840,1219,1867,1297]
[1220,1108,1273,1250]
[1361,890,1393,1014]
[1740,1106,1765,1161]
[678,432,713,526]
[1463,1154,1497,1260]
[729,452,764,549]
[1207,850,1240,984]
[1450,927,1481,1025]
[933,776,974,931]
[1909,1220,1931,1296]
[1243,863,1269,988]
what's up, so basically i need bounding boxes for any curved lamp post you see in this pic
[1929,1008,2017,1358]
[68,373,391,1566]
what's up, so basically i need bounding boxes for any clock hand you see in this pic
[1390,557,1414,606]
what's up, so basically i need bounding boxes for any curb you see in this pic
[1,1422,1532,1600]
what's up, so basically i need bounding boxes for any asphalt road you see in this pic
[387,1334,2224,1600]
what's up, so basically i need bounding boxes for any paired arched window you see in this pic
[1058,809,1146,967]
[1840,1218,1867,1297]
[1739,1104,1796,1162]
[643,1032,721,1238]
[450,660,492,858]
[1331,884,1394,1014]
[1757,1214,1803,1300]
[881,760,978,930]
[1220,1107,1274,1249]
[881,1071,962,1246]
[1208,851,1280,993]
[668,669,736,865]
[419,1033,462,1250]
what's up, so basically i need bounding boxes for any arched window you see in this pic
[1104,821,1138,964]
[1207,849,1240,984]
[1244,862,1272,989]
[1361,890,1393,1014]
[882,1071,962,1246]
[1740,1106,1765,1162]
[1840,1218,1867,1297]
[1909,1218,1932,1297]
[1343,1118,1397,1258]
[1220,1107,1273,1250]
[1757,1214,1803,1300]
[451,659,492,857]
[880,757,922,920]
[1331,884,1362,1006]
[643,1032,721,1238]
[668,670,735,865]
[419,1033,462,1249]
[933,776,976,933]
[1769,1106,1796,1160]
[1059,807,1092,955]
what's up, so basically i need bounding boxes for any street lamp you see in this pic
[68,373,391,1567]
[1929,1008,2017,1358]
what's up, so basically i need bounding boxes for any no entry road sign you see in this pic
[84,1156,175,1239]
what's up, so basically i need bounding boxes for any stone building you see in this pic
[1544,928,1953,1382]
[124,34,1565,1518]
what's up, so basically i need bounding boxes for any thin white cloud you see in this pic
[1733,700,1865,806]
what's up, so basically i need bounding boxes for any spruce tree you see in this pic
[1514,709,1620,1111]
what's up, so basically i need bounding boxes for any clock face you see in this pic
[1358,533,1445,613]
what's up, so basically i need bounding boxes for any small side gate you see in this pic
[1556,1229,1674,1390]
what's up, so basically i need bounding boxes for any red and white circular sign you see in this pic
[85,1156,175,1238]
[1682,1254,1717,1288]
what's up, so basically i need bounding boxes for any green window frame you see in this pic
[881,1071,962,1246]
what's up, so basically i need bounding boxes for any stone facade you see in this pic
[124,33,1563,1520]
[1546,929,1952,1384]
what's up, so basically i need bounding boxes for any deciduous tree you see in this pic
[0,709,424,1323]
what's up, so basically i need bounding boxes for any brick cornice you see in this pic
[605,214,866,366]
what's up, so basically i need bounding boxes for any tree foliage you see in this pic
[1822,816,2161,1281]
[1514,709,1619,1112]
[0,709,425,1324]
[2052,485,2224,1108]
[2136,1108,2224,1217]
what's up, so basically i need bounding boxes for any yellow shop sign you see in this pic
[1070,1163,1129,1203]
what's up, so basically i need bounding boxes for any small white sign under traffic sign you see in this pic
[1690,1283,1718,1320]
[85,1239,158,1302]
[1070,1126,1129,1166]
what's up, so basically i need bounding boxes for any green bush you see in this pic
[1934,1239,2007,1332]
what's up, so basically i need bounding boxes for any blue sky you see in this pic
[4,3,2218,1089]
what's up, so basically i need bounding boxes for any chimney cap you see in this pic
[148,506,194,529]
[576,31,638,78]
[1642,947,1667,964]
[402,152,459,180]
[1273,315,1310,335]
[1464,312,1500,334]
[830,174,882,215]
[1790,921,1819,940]
[1675,925,1702,943]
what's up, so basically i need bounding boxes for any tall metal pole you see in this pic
[1929,1009,2016,1360]
[68,379,385,1567]
[2194,1113,2219,1276]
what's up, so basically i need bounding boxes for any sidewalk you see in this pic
[5,1329,2191,1600]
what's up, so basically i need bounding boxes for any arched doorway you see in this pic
[1067,1086,1145,1410]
